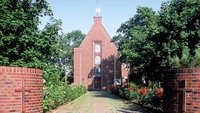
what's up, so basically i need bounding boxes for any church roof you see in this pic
[79,16,116,49]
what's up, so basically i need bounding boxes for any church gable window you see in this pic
[95,44,101,53]
[95,56,101,64]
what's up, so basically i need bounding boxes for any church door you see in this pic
[94,77,101,90]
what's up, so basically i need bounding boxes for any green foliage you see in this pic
[111,82,163,110]
[129,82,137,89]
[138,89,154,105]
[148,81,160,89]
[170,55,181,68]
[43,84,86,112]
[180,47,190,67]
[170,45,200,68]
[113,6,162,81]
[158,0,200,68]
[43,65,62,86]
[114,0,200,81]
[41,29,86,111]
[191,46,200,67]
[121,82,139,100]
[0,0,53,68]
[123,88,139,100]
[114,7,158,68]
[0,1,87,112]
[57,30,85,78]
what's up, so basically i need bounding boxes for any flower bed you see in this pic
[111,82,163,111]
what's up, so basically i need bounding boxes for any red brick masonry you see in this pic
[0,66,43,113]
[74,16,128,90]
[164,68,200,113]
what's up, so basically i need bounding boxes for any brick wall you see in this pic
[164,68,200,113]
[73,16,128,90]
[0,66,43,113]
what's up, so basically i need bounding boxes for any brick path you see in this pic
[49,91,152,113]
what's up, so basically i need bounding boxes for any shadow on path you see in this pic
[50,91,152,113]
[90,91,152,113]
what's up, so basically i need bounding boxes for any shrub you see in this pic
[151,88,163,108]
[111,85,120,95]
[168,41,200,68]
[126,88,139,100]
[138,88,154,105]
[138,82,163,109]
[138,87,163,110]
[43,84,86,112]
[155,88,163,99]
[122,82,139,100]
[111,82,163,110]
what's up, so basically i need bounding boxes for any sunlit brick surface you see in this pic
[0,66,43,113]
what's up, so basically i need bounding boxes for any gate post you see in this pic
[0,66,43,113]
[163,68,200,113]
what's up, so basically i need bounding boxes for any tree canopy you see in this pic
[0,0,54,68]
[158,0,200,68]
[57,30,85,77]
[114,0,200,81]
[0,0,85,85]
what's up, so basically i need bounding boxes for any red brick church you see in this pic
[73,16,128,90]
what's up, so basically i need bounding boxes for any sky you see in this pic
[39,0,167,37]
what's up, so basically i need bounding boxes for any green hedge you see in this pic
[43,84,86,112]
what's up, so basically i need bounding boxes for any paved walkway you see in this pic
[49,91,151,113]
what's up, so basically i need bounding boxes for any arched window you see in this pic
[95,56,101,64]
[95,44,101,53]
[95,67,101,75]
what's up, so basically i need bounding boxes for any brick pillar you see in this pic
[0,66,43,113]
[163,68,200,113]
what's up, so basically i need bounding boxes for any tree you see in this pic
[0,0,53,68]
[158,0,200,68]
[0,0,67,86]
[57,30,85,79]
[114,0,200,82]
[113,7,162,81]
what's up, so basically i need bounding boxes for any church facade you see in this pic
[73,16,128,90]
